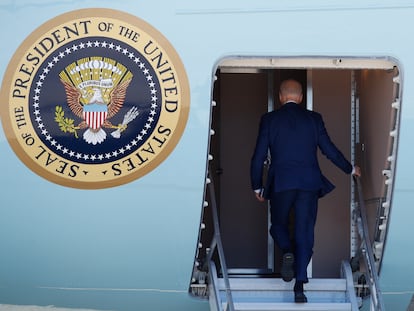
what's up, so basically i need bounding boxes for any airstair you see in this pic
[209,262,359,311]
[190,172,384,311]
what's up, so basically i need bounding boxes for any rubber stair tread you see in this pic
[217,277,347,291]
[226,301,352,311]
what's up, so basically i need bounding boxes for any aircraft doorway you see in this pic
[190,57,400,296]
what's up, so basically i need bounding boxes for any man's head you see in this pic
[279,79,303,105]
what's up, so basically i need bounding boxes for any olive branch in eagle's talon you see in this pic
[54,105,80,138]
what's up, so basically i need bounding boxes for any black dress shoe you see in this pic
[294,291,308,303]
[281,252,294,282]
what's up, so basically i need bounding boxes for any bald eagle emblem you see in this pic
[56,57,139,145]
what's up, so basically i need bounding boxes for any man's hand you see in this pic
[254,191,266,202]
[353,165,361,177]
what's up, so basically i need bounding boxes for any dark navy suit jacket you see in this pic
[250,102,352,198]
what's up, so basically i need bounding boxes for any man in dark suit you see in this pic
[250,79,361,303]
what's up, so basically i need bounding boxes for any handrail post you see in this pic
[206,172,235,311]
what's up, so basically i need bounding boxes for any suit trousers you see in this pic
[269,189,319,283]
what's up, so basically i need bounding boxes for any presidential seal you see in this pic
[0,9,190,189]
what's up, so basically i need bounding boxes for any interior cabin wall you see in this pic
[358,69,396,238]
[217,72,269,269]
[312,70,352,278]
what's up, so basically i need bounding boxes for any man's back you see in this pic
[251,101,352,195]
[254,102,322,193]
[267,102,319,170]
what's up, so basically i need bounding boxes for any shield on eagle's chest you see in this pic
[83,103,108,130]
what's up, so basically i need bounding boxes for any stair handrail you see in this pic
[354,176,386,310]
[206,170,235,311]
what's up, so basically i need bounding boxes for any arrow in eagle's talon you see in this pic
[118,124,128,132]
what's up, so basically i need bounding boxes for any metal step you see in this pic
[224,302,352,311]
[217,278,353,311]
